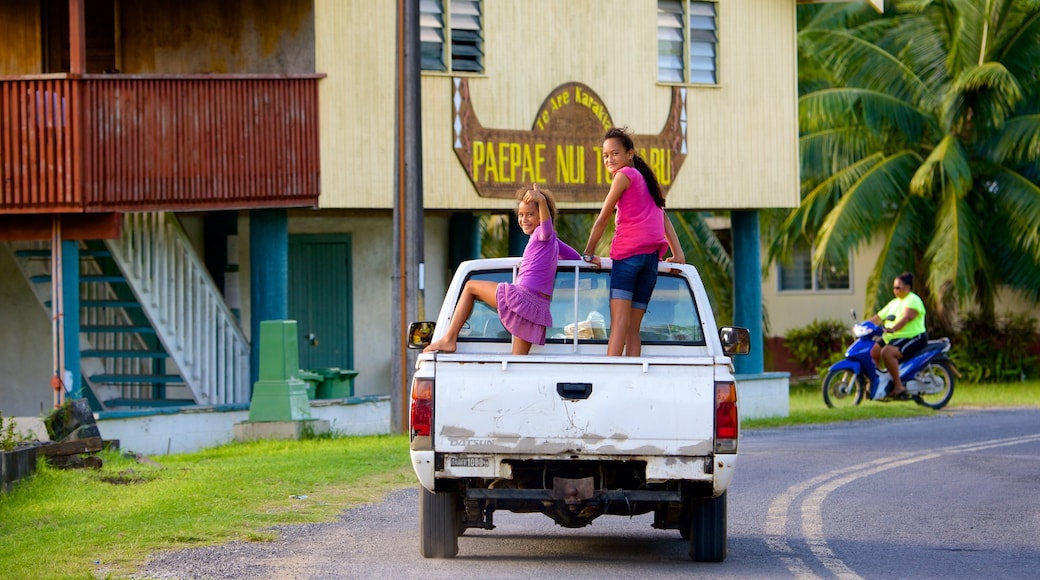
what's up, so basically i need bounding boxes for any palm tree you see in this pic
[770,0,1040,328]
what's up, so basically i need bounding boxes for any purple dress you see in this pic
[496,219,560,345]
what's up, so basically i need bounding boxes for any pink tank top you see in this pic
[610,166,667,261]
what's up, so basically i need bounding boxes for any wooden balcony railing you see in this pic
[1,74,322,214]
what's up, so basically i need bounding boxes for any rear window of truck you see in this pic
[456,267,706,346]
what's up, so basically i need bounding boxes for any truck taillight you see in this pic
[715,381,738,453]
[410,377,434,439]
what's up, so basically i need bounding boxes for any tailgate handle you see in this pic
[557,382,593,400]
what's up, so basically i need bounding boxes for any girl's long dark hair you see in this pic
[604,127,666,208]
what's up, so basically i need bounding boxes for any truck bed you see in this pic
[430,354,718,457]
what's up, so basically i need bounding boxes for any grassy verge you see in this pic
[0,434,412,580]
[743,378,1040,429]
[2,380,1036,579]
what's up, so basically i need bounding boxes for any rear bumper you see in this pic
[411,450,737,496]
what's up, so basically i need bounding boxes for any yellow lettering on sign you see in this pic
[555,145,586,184]
[508,142,521,181]
[484,142,499,181]
[593,146,610,185]
[473,141,486,179]
[521,144,546,183]
[472,140,548,183]
[635,148,673,186]
[550,91,570,111]
[573,87,612,132]
[536,109,550,130]
[645,147,673,186]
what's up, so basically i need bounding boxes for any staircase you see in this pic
[4,212,250,409]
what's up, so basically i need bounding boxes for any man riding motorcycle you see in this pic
[869,271,927,400]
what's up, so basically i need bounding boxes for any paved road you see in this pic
[139,408,1040,579]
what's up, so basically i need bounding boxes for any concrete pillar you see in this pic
[731,210,764,374]
[249,209,288,386]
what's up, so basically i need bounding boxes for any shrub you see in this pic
[950,312,1040,383]
[1,411,30,452]
[783,319,849,376]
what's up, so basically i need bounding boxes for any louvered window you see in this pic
[778,242,851,292]
[658,0,717,84]
[420,0,484,73]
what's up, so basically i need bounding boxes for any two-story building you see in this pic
[3,1,883,451]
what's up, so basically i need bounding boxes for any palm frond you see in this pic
[867,195,923,313]
[800,88,935,144]
[479,214,509,258]
[943,62,1023,134]
[767,153,886,267]
[815,151,921,263]
[798,3,886,31]
[988,113,1040,164]
[989,167,1040,257]
[670,212,733,323]
[554,213,597,256]
[878,22,953,120]
[924,192,988,307]
[991,244,1040,303]
[909,134,973,198]
[799,128,878,184]
[799,28,929,102]
[992,2,1040,77]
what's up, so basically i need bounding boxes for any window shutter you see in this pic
[451,1,484,73]
[419,0,447,71]
[688,2,717,84]
[658,1,685,82]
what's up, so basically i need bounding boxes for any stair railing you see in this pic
[107,213,250,405]
[3,240,159,403]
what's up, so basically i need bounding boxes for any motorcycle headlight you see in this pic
[852,324,873,338]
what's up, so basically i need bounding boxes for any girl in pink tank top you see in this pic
[581,127,685,356]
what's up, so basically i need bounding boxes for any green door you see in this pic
[288,235,353,370]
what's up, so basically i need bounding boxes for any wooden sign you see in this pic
[452,79,687,202]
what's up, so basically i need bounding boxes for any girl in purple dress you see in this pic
[425,184,576,354]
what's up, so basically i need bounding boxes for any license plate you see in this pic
[449,456,490,468]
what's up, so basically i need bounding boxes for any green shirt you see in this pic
[878,291,926,339]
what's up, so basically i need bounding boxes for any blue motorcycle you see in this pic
[822,312,956,410]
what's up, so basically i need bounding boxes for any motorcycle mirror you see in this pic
[850,308,857,320]
[886,314,896,321]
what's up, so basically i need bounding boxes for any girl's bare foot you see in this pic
[424,339,457,353]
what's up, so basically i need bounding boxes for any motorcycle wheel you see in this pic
[913,360,955,410]
[822,370,865,408]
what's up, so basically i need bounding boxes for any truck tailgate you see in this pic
[432,355,719,457]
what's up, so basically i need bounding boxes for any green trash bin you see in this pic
[313,368,358,399]
[296,369,322,400]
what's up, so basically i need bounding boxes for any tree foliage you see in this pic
[773,0,1040,327]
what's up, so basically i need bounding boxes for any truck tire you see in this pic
[687,492,727,562]
[419,485,459,558]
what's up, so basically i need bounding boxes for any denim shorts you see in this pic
[610,252,659,310]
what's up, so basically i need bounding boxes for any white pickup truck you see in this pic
[406,258,749,561]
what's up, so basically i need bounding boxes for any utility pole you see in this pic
[391,0,424,433]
